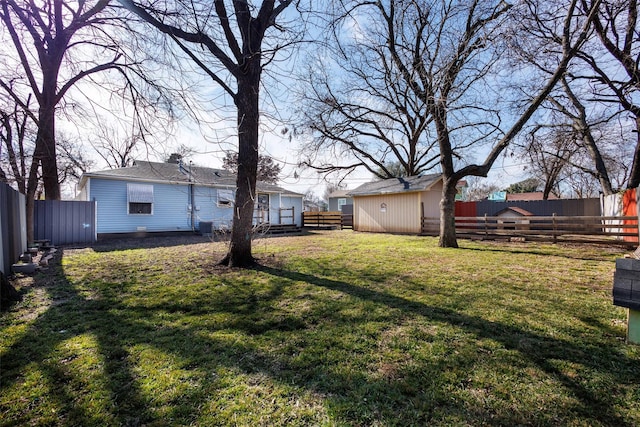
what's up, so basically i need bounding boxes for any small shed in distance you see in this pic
[495,206,534,230]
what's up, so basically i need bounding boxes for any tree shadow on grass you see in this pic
[254,264,639,425]
[0,251,154,426]
[87,230,314,254]
[458,240,627,262]
[2,251,639,426]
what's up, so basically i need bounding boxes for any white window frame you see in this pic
[127,183,154,215]
[337,198,347,211]
[217,189,234,208]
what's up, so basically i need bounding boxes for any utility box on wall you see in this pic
[199,221,213,236]
[613,257,640,344]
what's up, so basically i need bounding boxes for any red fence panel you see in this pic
[455,201,477,217]
[623,188,639,243]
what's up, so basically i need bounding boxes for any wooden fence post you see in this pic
[552,213,557,243]
[484,214,488,238]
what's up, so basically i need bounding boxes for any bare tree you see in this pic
[514,5,636,197]
[407,0,597,247]
[222,151,282,184]
[120,0,301,267]
[576,0,640,188]
[56,136,95,187]
[0,0,121,198]
[91,126,142,169]
[513,11,623,198]
[298,2,440,179]
[464,177,501,201]
[302,0,597,247]
[519,124,575,199]
[0,97,32,194]
[1,97,94,198]
[0,0,161,241]
[550,78,616,195]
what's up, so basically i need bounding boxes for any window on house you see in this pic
[128,183,154,214]
[338,198,347,211]
[217,189,234,207]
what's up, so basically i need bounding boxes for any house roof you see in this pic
[327,190,352,199]
[347,174,442,197]
[79,161,303,196]
[506,192,558,201]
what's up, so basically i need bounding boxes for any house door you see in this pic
[255,193,269,223]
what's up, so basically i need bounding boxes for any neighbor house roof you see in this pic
[347,174,442,197]
[506,192,558,201]
[327,190,352,199]
[78,161,302,195]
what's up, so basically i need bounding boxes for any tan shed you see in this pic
[347,175,442,234]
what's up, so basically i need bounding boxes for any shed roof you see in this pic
[347,174,442,197]
[79,161,302,195]
[495,207,534,217]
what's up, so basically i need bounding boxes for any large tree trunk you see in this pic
[38,91,60,200]
[220,68,260,267]
[438,177,459,248]
[25,142,42,244]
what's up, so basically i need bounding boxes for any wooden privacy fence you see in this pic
[422,215,639,246]
[302,211,353,229]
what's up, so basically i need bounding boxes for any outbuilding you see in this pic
[495,206,534,230]
[347,174,442,234]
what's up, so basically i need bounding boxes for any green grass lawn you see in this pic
[1,231,639,426]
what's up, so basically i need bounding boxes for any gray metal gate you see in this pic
[0,183,26,275]
[34,200,96,246]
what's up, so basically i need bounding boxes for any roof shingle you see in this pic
[81,161,302,195]
[347,174,442,197]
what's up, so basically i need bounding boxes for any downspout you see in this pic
[189,161,195,232]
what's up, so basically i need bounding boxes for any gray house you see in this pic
[327,190,353,212]
[76,161,303,235]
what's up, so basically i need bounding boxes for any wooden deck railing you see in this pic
[421,215,639,246]
[302,211,353,229]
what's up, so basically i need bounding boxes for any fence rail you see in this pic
[279,207,295,225]
[422,215,639,246]
[302,211,353,229]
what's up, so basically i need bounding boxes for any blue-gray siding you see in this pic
[280,195,303,226]
[329,196,353,212]
[90,178,192,233]
[193,186,235,229]
[88,178,303,233]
